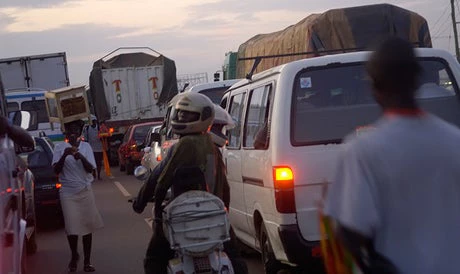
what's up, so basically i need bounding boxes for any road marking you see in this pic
[144,218,153,229]
[114,181,131,197]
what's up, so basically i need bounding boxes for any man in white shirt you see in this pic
[84,116,103,180]
[325,37,460,273]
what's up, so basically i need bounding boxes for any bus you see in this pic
[6,88,64,142]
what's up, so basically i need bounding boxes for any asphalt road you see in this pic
[27,168,264,274]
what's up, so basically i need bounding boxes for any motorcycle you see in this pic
[133,165,234,274]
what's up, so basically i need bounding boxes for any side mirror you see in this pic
[134,165,150,181]
[9,110,38,131]
[151,132,161,143]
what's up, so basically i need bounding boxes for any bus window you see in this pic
[21,100,48,123]
[7,102,19,113]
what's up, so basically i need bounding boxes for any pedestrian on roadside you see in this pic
[324,37,460,274]
[52,119,104,272]
[83,115,104,180]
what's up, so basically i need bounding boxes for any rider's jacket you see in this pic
[133,133,230,217]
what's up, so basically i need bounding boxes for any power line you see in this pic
[432,5,450,31]
[432,16,451,37]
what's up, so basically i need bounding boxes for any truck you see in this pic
[0,52,70,91]
[226,4,432,79]
[88,48,179,166]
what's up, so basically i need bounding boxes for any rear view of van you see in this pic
[221,48,460,272]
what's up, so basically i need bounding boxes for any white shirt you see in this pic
[325,113,460,274]
[84,125,103,152]
[52,141,96,197]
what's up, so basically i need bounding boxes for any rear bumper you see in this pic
[278,224,322,266]
[35,189,60,208]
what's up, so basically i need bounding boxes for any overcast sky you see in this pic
[0,0,453,85]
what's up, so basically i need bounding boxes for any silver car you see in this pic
[140,125,162,171]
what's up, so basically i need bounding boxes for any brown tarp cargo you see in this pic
[237,4,432,78]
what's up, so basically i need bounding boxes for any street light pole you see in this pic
[451,0,460,61]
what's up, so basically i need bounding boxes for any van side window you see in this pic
[227,93,246,148]
[244,85,271,149]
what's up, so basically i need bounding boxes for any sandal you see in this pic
[68,254,79,272]
[84,264,96,272]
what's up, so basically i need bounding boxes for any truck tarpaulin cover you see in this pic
[236,4,432,78]
[89,52,178,122]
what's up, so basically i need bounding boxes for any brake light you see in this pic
[156,154,162,161]
[273,166,296,213]
[56,183,62,189]
[274,167,294,184]
[109,127,114,134]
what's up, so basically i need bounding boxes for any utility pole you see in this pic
[451,0,460,61]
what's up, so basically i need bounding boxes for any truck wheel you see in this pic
[259,223,285,274]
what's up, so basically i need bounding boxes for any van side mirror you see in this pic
[151,132,161,143]
[9,110,38,131]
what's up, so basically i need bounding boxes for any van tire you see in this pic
[259,223,285,274]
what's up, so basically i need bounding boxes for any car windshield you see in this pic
[291,58,460,145]
[133,125,153,142]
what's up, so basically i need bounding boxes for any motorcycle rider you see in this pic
[132,93,247,274]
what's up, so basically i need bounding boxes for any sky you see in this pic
[0,0,454,86]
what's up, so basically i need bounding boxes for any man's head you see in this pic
[367,37,421,109]
[91,115,97,128]
[171,93,215,135]
[64,120,84,146]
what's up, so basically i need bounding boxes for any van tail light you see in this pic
[109,127,114,134]
[156,154,162,161]
[273,166,296,213]
[56,183,62,189]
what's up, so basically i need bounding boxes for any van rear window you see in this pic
[291,59,460,146]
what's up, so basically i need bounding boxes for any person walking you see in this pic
[52,119,104,272]
[324,37,460,273]
[83,116,104,180]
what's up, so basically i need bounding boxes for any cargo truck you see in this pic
[88,47,178,166]
[228,4,432,79]
[0,52,70,91]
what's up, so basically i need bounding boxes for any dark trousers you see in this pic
[144,224,248,274]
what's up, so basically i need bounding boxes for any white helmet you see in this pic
[171,93,215,135]
[210,104,235,147]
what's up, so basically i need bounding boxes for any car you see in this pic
[220,48,460,272]
[20,136,63,223]
[118,121,162,175]
[140,125,162,171]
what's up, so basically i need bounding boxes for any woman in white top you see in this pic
[52,120,103,272]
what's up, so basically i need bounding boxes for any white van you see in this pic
[221,48,460,272]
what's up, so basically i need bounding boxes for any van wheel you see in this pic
[259,223,285,274]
